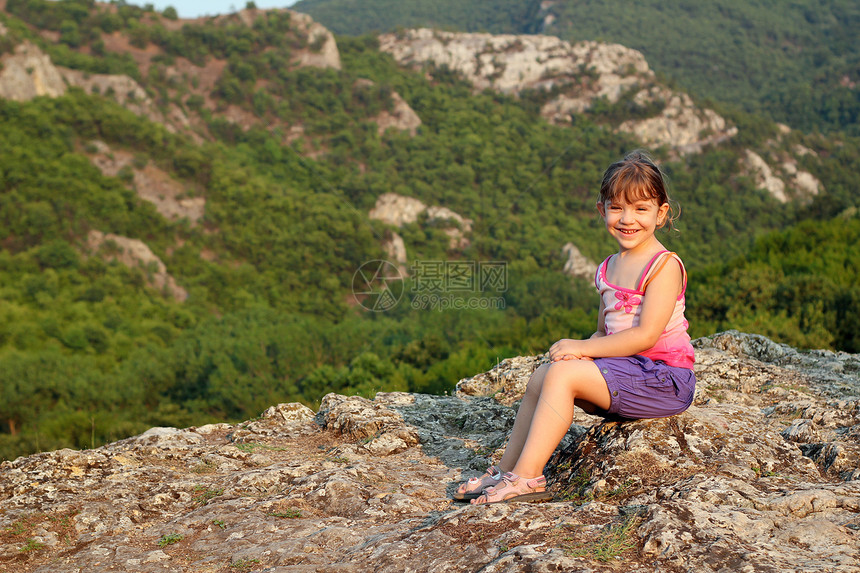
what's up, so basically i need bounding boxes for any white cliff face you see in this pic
[87,230,187,301]
[561,243,597,281]
[379,29,649,98]
[374,90,422,136]
[382,231,408,265]
[378,29,736,155]
[781,159,823,197]
[744,150,788,202]
[290,11,342,70]
[61,67,177,127]
[618,90,738,154]
[369,193,429,227]
[369,193,473,253]
[0,41,185,133]
[370,193,473,234]
[354,79,422,136]
[87,140,206,225]
[742,148,822,203]
[0,42,67,100]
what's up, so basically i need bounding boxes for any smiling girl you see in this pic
[454,150,696,504]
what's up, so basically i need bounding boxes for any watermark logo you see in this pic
[410,260,508,293]
[410,260,507,311]
[352,260,404,312]
[352,259,507,312]
[410,293,506,311]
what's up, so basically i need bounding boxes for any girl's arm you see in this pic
[550,258,682,361]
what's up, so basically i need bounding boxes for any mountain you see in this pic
[0,0,859,461]
[293,0,860,136]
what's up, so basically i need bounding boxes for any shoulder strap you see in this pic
[636,250,670,291]
[595,255,612,289]
[640,251,686,292]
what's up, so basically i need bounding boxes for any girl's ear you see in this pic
[596,201,606,218]
[657,202,670,227]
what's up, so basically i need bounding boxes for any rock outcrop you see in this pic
[86,230,188,302]
[372,90,422,136]
[354,79,422,136]
[289,10,342,71]
[370,192,473,253]
[740,125,824,203]
[0,41,186,134]
[0,41,66,100]
[378,28,737,155]
[1,331,858,572]
[561,242,598,281]
[87,140,206,225]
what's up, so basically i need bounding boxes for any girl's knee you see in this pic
[544,359,599,387]
[544,359,609,405]
[524,363,550,399]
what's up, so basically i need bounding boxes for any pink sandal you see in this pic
[470,472,552,505]
[453,465,503,501]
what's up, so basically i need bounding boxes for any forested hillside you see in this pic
[1,0,859,461]
[294,0,860,136]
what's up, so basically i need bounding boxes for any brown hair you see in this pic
[598,150,678,229]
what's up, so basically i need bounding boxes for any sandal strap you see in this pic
[459,465,504,496]
[525,475,546,488]
[485,472,546,495]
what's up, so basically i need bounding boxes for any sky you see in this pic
[148,0,300,19]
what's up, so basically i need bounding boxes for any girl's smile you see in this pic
[597,198,669,252]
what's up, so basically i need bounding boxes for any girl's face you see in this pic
[597,196,669,253]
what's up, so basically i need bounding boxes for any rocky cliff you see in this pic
[1,331,858,572]
[378,28,738,156]
[369,192,473,260]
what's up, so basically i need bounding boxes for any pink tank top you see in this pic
[595,251,695,369]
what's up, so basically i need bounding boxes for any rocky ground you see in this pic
[1,331,859,572]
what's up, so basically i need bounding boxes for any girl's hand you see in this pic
[549,339,592,362]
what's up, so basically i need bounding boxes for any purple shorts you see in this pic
[591,355,695,420]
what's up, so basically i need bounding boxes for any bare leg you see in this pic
[511,360,610,479]
[497,363,550,471]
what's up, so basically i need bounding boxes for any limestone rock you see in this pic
[60,68,175,128]
[291,11,342,70]
[369,192,473,251]
[317,392,420,456]
[0,41,66,100]
[87,230,188,301]
[86,140,205,224]
[456,354,547,406]
[355,79,422,136]
[1,331,858,572]
[618,90,738,154]
[561,242,598,281]
[368,192,427,227]
[381,230,408,265]
[0,41,190,136]
[379,29,648,97]
[743,149,788,202]
[379,29,736,155]
[741,148,823,203]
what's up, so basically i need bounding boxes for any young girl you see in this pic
[455,150,696,505]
